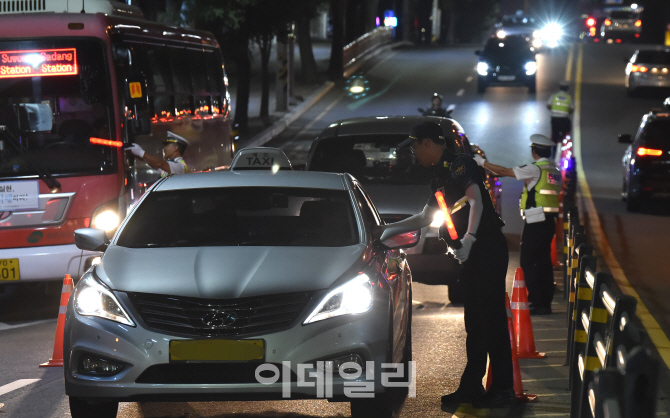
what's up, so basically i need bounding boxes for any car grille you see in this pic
[135,362,297,384]
[127,291,314,337]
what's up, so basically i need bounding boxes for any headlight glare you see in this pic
[74,273,135,326]
[304,274,373,324]
[91,210,120,232]
[477,62,489,76]
[430,210,445,228]
[525,61,537,75]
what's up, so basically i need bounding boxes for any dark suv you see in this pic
[619,111,670,211]
[476,35,537,93]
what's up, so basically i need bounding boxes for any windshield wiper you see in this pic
[0,125,61,189]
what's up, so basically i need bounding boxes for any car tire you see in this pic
[69,397,118,418]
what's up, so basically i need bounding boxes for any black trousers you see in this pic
[520,215,557,309]
[458,229,513,391]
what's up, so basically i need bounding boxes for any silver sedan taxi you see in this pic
[64,170,416,418]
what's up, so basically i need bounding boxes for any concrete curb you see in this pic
[244,41,413,148]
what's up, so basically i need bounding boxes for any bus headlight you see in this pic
[304,274,373,324]
[74,273,135,326]
[91,210,119,232]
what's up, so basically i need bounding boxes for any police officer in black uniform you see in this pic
[395,121,515,408]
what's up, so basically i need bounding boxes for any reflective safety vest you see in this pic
[549,92,572,117]
[161,156,190,177]
[520,161,561,214]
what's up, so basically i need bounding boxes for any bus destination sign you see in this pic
[0,48,77,79]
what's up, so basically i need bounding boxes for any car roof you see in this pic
[317,116,464,138]
[153,170,349,192]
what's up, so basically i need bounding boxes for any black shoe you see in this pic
[441,387,485,405]
[529,306,552,315]
[472,388,517,408]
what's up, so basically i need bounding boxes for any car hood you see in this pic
[360,184,431,218]
[97,244,367,299]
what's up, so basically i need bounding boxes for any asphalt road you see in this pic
[2,40,670,417]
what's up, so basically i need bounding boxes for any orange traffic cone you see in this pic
[40,274,73,367]
[511,268,546,359]
[485,293,537,402]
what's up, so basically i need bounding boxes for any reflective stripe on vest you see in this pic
[550,92,572,117]
[520,161,561,214]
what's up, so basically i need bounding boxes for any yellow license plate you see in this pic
[169,339,265,362]
[0,259,20,281]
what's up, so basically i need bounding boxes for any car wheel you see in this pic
[69,397,118,418]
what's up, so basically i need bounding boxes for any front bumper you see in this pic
[63,290,392,401]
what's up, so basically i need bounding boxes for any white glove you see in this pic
[473,154,486,167]
[453,234,476,264]
[126,143,145,158]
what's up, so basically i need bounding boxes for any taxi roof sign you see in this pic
[231,147,293,171]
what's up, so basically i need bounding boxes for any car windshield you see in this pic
[482,37,534,60]
[308,134,443,185]
[642,120,670,147]
[635,51,670,64]
[610,11,636,19]
[500,16,536,27]
[0,39,116,178]
[116,187,359,248]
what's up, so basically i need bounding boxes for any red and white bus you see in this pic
[0,0,234,287]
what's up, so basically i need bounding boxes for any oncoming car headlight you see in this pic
[74,272,135,326]
[477,62,489,76]
[430,210,445,228]
[525,62,537,75]
[304,274,373,324]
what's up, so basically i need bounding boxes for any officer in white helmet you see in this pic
[473,134,561,315]
[126,131,190,176]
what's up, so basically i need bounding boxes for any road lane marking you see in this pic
[466,76,473,83]
[565,44,574,82]
[0,379,40,396]
[456,89,465,96]
[0,319,55,331]
[574,42,670,367]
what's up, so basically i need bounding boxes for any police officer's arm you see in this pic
[480,160,515,178]
[465,183,483,236]
[139,153,172,173]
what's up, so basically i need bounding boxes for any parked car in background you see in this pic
[619,110,670,211]
[476,35,538,93]
[625,48,670,96]
[304,116,502,303]
[601,6,642,43]
[65,170,418,418]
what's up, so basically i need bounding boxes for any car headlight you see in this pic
[430,210,445,228]
[74,272,135,326]
[525,62,537,75]
[304,274,373,324]
[477,62,489,76]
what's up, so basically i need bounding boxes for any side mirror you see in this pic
[377,224,421,249]
[618,134,633,144]
[74,228,110,252]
